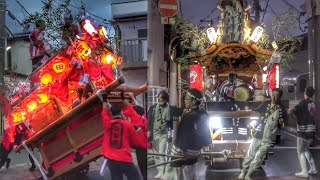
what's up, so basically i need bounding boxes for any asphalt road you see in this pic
[1,149,139,180]
[2,130,320,180]
[148,130,320,180]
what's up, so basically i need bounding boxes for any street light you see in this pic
[6,46,11,51]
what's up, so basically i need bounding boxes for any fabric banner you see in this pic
[50,79,69,102]
[267,63,278,90]
[190,64,203,91]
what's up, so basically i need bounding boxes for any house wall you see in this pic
[111,0,148,105]
[7,40,32,76]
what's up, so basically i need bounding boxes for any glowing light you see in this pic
[243,27,251,40]
[106,54,113,64]
[53,62,66,73]
[263,66,267,71]
[40,73,53,85]
[276,64,280,88]
[262,74,267,83]
[206,27,217,44]
[13,112,26,123]
[209,116,222,129]
[82,20,97,36]
[272,41,278,50]
[99,26,108,39]
[250,26,264,43]
[76,41,91,58]
[27,100,37,112]
[37,94,48,104]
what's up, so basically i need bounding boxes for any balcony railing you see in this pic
[120,38,147,63]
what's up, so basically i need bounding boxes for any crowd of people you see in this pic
[146,87,318,180]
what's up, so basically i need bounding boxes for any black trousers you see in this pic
[107,159,141,180]
[0,144,35,169]
[136,149,147,180]
[0,143,11,169]
[29,153,35,167]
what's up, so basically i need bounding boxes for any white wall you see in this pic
[111,1,147,18]
[9,41,32,75]
[118,19,147,39]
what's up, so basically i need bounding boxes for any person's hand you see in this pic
[287,108,293,115]
[159,123,167,130]
[98,89,109,103]
[103,102,111,109]
[13,145,19,152]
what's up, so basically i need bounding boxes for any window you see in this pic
[138,29,147,38]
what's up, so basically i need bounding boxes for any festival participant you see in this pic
[98,90,144,180]
[147,90,182,179]
[123,99,148,180]
[29,19,50,71]
[0,124,36,171]
[287,86,318,178]
[174,88,211,180]
[61,10,80,45]
[238,88,283,180]
[0,126,15,170]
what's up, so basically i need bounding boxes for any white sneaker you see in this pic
[308,169,318,175]
[154,172,162,179]
[295,172,309,178]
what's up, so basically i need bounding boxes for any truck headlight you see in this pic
[210,116,222,129]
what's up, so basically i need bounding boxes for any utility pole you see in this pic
[253,0,261,25]
[305,0,320,135]
[147,0,164,108]
[0,0,6,88]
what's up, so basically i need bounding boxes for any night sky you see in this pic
[6,0,305,37]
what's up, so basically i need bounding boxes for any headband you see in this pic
[187,91,203,102]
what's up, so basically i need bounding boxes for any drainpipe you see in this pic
[112,20,121,78]
[0,0,6,87]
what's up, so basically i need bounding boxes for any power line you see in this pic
[14,0,30,16]
[260,0,269,23]
[199,8,218,25]
[280,0,302,14]
[267,1,293,36]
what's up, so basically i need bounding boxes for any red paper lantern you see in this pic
[27,100,38,112]
[76,41,91,59]
[190,64,203,91]
[37,93,49,104]
[53,62,66,73]
[40,73,53,85]
[81,19,97,36]
[12,111,25,123]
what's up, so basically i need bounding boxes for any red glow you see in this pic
[189,64,203,91]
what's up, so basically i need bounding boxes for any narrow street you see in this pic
[148,129,320,180]
[0,150,140,180]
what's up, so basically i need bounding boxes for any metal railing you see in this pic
[120,38,147,63]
